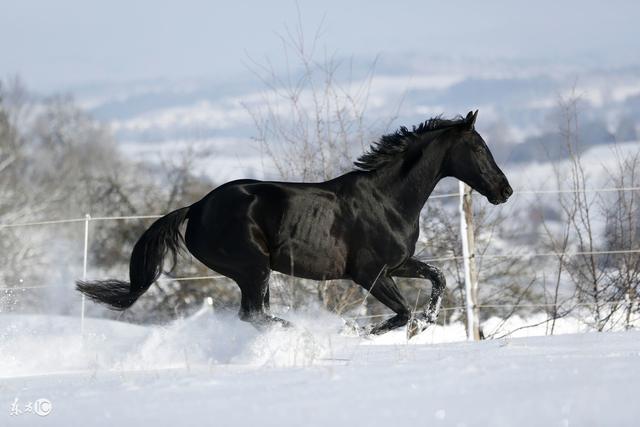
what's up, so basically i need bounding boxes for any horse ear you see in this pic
[465,110,478,130]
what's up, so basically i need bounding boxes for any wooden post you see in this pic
[459,182,480,341]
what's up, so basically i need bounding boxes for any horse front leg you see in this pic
[351,266,412,336]
[392,258,446,338]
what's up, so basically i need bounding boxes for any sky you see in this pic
[1,0,639,92]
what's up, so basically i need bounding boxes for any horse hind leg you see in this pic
[236,269,291,330]
[183,208,290,330]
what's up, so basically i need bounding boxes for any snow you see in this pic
[2,310,639,426]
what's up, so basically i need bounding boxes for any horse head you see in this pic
[445,110,512,205]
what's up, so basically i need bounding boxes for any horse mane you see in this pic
[354,115,467,171]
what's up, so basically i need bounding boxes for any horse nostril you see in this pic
[502,185,513,199]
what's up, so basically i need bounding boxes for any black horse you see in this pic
[78,110,512,337]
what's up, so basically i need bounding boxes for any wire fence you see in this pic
[4,184,640,229]
[1,184,639,338]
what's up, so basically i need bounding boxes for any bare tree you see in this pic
[0,78,56,311]
[242,16,402,318]
[0,79,226,320]
[601,147,640,329]
[538,89,640,332]
[244,15,393,183]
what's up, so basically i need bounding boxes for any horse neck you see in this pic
[372,136,447,221]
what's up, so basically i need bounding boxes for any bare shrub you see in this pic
[242,17,401,318]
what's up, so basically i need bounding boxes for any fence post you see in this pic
[459,182,480,341]
[81,213,90,334]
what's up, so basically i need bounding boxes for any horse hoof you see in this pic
[406,316,429,340]
[340,319,358,335]
[271,316,293,328]
[339,319,370,337]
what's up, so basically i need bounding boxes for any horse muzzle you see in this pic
[489,183,513,205]
[488,181,513,205]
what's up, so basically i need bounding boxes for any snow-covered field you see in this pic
[2,310,639,426]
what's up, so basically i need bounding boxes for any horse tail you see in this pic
[76,206,190,310]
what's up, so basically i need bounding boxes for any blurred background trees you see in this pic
[0,78,232,321]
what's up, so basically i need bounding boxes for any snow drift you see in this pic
[1,311,639,427]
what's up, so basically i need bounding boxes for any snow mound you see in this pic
[0,308,363,377]
[1,307,620,379]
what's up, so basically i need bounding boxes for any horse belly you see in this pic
[271,198,348,280]
[272,242,347,280]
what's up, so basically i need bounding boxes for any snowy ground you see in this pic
[1,310,639,426]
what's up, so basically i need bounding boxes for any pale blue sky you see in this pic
[1,0,638,91]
